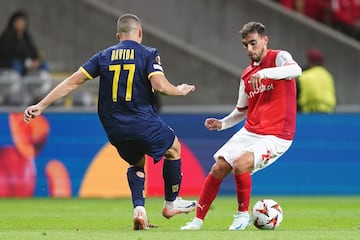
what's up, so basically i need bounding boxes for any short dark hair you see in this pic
[117,14,141,33]
[239,22,266,38]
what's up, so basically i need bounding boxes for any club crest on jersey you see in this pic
[248,83,274,98]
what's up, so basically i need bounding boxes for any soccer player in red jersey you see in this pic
[23,14,196,230]
[181,21,302,230]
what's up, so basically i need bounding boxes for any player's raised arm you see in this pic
[24,70,88,123]
[149,73,195,96]
[205,80,248,131]
[250,51,302,89]
[205,107,248,131]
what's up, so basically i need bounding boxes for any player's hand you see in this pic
[176,84,195,96]
[204,118,222,131]
[250,73,263,90]
[24,105,43,123]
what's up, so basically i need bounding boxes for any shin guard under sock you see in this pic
[234,172,252,212]
[162,159,182,201]
[127,166,145,207]
[196,174,222,220]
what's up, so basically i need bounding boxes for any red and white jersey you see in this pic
[237,49,299,140]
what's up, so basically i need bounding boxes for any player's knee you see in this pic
[164,137,181,160]
[233,156,253,174]
[164,150,175,160]
[210,159,231,179]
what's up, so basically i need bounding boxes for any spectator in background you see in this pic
[278,0,360,40]
[279,0,332,25]
[0,10,48,75]
[0,10,51,105]
[296,48,337,113]
[278,0,293,9]
[331,0,360,40]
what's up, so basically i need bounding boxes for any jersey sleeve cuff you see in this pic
[148,71,164,79]
[79,67,94,80]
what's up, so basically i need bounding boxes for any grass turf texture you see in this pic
[0,196,359,240]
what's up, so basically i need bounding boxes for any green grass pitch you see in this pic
[0,196,359,240]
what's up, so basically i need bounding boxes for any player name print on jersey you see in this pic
[111,48,135,61]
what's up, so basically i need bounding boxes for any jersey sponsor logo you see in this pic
[248,83,274,98]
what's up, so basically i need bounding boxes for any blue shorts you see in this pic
[108,121,176,165]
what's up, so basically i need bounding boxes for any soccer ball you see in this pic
[251,199,283,230]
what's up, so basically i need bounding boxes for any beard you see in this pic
[250,48,265,62]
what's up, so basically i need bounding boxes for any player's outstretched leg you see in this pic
[162,197,196,219]
[228,211,250,230]
[133,206,149,230]
[162,159,196,218]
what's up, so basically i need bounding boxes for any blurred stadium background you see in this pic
[0,0,359,199]
[0,0,359,111]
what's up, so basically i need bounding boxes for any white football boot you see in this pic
[162,197,196,219]
[228,211,250,230]
[180,217,203,230]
